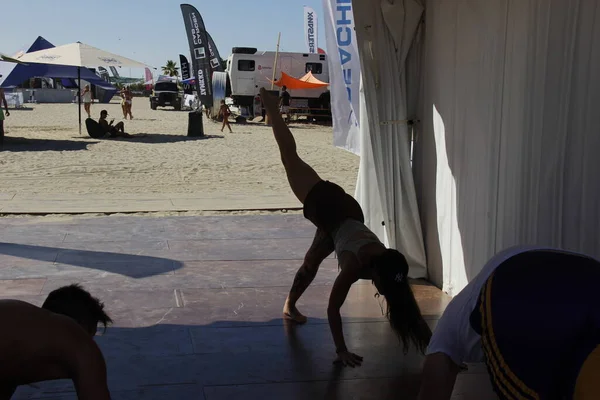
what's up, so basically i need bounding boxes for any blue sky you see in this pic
[1,0,326,77]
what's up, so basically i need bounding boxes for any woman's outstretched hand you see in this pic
[334,351,363,367]
[259,88,280,119]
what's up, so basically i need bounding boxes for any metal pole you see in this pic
[270,32,281,90]
[78,67,82,135]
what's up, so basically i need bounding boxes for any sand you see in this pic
[0,100,359,204]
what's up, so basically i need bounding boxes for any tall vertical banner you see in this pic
[144,67,153,90]
[180,3,212,106]
[323,0,361,155]
[180,54,190,80]
[207,33,224,73]
[304,6,318,54]
[179,54,193,94]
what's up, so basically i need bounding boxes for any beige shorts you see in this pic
[280,106,290,114]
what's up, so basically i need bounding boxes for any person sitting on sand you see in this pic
[98,110,132,138]
[218,100,233,133]
[0,284,112,399]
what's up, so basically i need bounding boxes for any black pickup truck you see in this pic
[150,81,182,111]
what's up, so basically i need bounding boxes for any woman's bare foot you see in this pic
[283,302,308,324]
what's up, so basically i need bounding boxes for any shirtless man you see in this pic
[0,284,112,400]
[0,86,10,150]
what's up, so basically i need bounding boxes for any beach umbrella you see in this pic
[16,42,149,134]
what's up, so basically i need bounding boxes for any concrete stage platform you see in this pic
[0,214,497,399]
[0,193,302,214]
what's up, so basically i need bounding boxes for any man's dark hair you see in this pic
[42,284,112,331]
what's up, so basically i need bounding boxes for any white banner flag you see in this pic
[322,0,361,155]
[304,6,318,54]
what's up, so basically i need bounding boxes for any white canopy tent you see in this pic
[15,42,147,70]
[0,53,26,64]
[16,42,149,135]
[0,53,26,84]
[343,0,600,296]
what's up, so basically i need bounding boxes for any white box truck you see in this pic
[223,47,330,117]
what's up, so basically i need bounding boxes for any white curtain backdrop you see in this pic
[353,0,427,276]
[414,0,600,295]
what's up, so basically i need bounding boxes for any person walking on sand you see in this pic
[120,88,127,118]
[279,86,291,124]
[219,100,233,133]
[0,86,10,150]
[124,86,133,120]
[260,88,431,367]
[81,84,93,118]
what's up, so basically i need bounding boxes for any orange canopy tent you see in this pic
[270,71,329,90]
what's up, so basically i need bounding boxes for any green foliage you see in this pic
[161,60,180,78]
[128,82,147,91]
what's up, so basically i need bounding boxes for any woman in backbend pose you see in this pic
[260,88,432,367]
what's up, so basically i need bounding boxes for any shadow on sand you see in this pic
[1,137,98,152]
[128,133,224,144]
[69,133,224,144]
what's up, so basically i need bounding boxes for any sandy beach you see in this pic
[0,100,359,211]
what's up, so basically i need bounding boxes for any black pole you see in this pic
[78,66,81,135]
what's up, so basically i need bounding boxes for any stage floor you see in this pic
[0,214,497,399]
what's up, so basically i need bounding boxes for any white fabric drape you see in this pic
[353,0,427,276]
[415,0,600,295]
[355,75,388,245]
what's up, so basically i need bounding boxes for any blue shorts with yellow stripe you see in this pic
[469,250,600,399]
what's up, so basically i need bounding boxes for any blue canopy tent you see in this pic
[1,36,117,103]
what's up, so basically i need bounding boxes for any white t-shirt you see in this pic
[426,245,568,365]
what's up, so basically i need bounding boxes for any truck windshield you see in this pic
[154,82,178,91]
